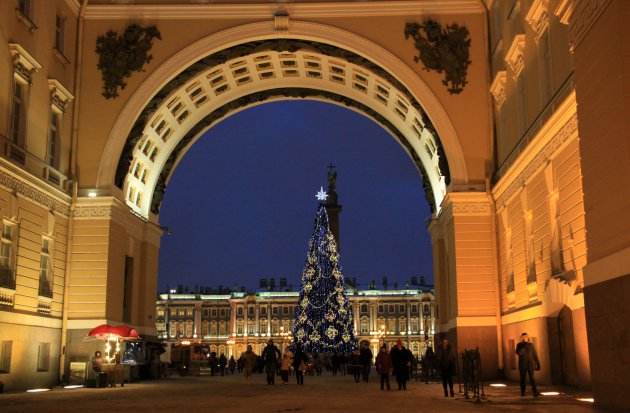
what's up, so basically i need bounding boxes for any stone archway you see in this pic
[96,21,469,212]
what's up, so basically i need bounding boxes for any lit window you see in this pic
[48,111,61,168]
[54,15,66,55]
[0,222,17,290]
[38,237,53,298]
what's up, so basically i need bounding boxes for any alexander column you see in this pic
[325,163,342,251]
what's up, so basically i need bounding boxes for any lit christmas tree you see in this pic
[293,187,358,353]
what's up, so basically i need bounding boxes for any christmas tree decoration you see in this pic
[292,191,358,353]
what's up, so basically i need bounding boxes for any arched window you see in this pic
[360,317,369,334]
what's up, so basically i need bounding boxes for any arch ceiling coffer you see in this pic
[117,40,451,218]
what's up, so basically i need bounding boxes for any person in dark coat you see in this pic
[208,351,218,376]
[375,344,392,390]
[422,346,435,383]
[292,345,308,385]
[390,339,413,390]
[359,342,373,383]
[218,353,227,376]
[349,349,362,383]
[516,332,540,397]
[262,339,281,385]
[228,355,237,375]
[436,338,456,397]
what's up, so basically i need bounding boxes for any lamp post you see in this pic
[377,324,386,346]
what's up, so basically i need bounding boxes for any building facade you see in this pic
[0,1,628,408]
[156,288,436,360]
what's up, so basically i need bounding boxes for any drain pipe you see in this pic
[59,0,88,383]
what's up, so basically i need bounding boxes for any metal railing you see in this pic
[458,348,486,402]
[0,133,71,193]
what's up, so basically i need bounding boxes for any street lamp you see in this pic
[377,325,386,346]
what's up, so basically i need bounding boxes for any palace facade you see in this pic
[156,288,436,359]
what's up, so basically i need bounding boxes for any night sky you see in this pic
[157,100,434,293]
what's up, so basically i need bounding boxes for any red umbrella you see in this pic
[88,324,140,340]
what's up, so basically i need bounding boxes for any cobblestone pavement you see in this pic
[0,373,601,413]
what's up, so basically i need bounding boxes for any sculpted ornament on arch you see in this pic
[404,20,472,94]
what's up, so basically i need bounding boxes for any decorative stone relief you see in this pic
[525,0,550,42]
[404,20,472,94]
[274,10,289,33]
[48,79,74,112]
[0,169,69,216]
[9,43,42,83]
[95,24,162,99]
[495,112,578,209]
[505,34,525,77]
[490,70,507,108]
[568,0,612,51]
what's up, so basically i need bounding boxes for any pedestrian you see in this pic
[375,344,392,391]
[218,353,227,376]
[280,346,293,385]
[339,352,347,375]
[293,344,308,385]
[436,338,456,397]
[422,346,435,383]
[516,332,541,397]
[262,339,281,385]
[350,349,362,383]
[359,342,373,383]
[228,355,236,375]
[208,351,218,376]
[241,345,257,384]
[390,339,413,390]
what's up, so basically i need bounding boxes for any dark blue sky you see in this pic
[157,100,433,292]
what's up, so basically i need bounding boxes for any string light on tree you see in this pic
[292,187,357,353]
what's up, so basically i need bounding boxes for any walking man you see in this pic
[515,333,540,397]
[390,339,413,390]
[436,338,455,397]
[262,339,281,385]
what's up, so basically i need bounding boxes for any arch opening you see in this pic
[114,39,455,218]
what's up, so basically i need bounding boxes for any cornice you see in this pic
[64,0,81,15]
[84,1,484,19]
[48,79,74,113]
[441,192,492,217]
[554,0,574,25]
[504,34,525,77]
[568,0,612,51]
[0,159,70,216]
[492,92,578,210]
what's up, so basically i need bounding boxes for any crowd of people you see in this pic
[203,336,542,398]
[204,337,463,397]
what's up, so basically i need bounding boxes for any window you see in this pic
[282,306,289,315]
[236,322,244,335]
[378,305,383,313]
[0,341,12,373]
[185,320,193,337]
[360,318,369,334]
[10,79,27,147]
[186,307,194,317]
[209,321,217,337]
[360,304,368,313]
[271,319,279,335]
[387,318,396,333]
[169,321,176,338]
[54,15,66,55]
[248,307,254,316]
[399,305,405,313]
[212,309,217,317]
[37,343,50,372]
[411,318,419,333]
[219,321,226,336]
[272,306,278,315]
[259,319,267,334]
[411,305,418,313]
[260,307,267,316]
[48,110,61,168]
[237,307,243,316]
[38,237,53,298]
[247,322,255,335]
[388,305,394,313]
[203,309,209,317]
[201,321,209,337]
[178,307,184,316]
[0,222,17,290]
[220,309,226,317]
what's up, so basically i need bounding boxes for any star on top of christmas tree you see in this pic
[315,186,328,201]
